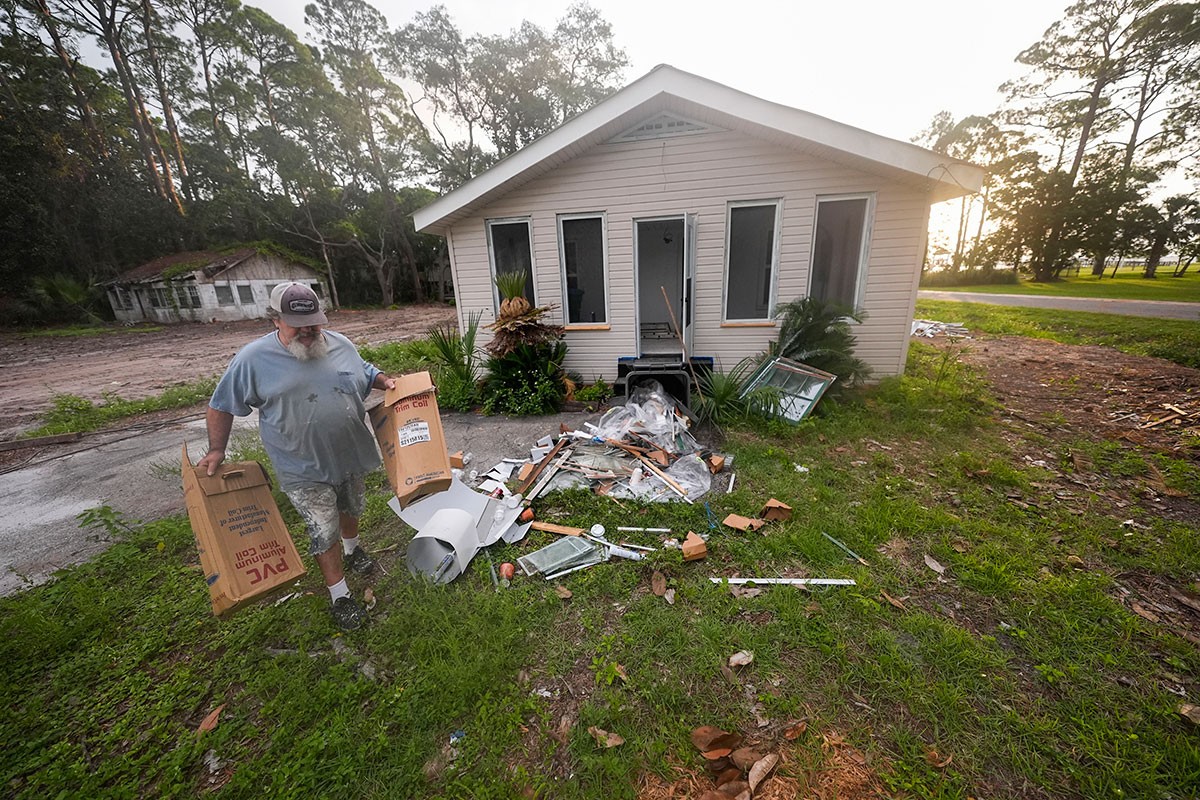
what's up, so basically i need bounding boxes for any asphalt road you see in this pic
[918,290,1200,320]
[0,407,597,597]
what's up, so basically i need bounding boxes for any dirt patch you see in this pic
[0,306,456,440]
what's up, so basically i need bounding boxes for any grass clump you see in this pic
[30,378,218,437]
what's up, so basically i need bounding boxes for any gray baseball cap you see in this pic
[270,282,328,327]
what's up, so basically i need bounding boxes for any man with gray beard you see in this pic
[198,282,394,631]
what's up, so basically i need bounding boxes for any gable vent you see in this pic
[611,113,714,142]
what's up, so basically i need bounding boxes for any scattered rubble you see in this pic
[911,318,970,338]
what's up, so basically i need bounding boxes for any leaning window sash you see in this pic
[739,356,836,422]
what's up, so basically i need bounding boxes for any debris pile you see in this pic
[911,319,970,338]
[524,380,716,504]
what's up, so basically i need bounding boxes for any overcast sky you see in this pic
[255,0,1068,145]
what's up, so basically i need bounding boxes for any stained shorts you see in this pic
[285,475,366,556]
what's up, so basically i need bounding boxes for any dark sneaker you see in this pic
[331,596,366,631]
[344,546,376,575]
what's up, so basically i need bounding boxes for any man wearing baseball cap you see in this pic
[198,282,393,631]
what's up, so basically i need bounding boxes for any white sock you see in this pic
[328,578,350,603]
[342,536,360,556]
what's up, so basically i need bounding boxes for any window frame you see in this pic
[236,284,254,305]
[807,193,875,314]
[215,284,236,306]
[485,216,536,314]
[722,199,783,323]
[556,212,609,328]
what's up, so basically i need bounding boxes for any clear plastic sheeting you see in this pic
[594,380,700,455]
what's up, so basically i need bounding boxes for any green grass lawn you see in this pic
[923,266,1200,303]
[3,342,1198,798]
[915,298,1200,369]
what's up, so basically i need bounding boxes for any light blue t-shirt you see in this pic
[210,330,382,490]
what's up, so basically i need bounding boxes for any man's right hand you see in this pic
[197,449,225,476]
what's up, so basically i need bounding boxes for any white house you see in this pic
[413,64,984,389]
[105,247,327,324]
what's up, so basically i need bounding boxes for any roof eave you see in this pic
[413,65,985,233]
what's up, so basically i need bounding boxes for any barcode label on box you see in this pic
[398,421,432,447]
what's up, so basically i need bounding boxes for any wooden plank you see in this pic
[0,432,82,452]
[517,438,567,495]
[530,521,584,537]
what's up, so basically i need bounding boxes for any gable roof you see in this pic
[414,64,986,234]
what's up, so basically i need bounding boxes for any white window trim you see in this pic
[806,193,875,317]
[556,212,609,327]
[485,216,536,314]
[722,198,783,323]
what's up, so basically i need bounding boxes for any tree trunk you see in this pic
[397,229,425,303]
[141,0,190,204]
[34,0,107,159]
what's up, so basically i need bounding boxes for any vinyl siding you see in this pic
[447,128,931,381]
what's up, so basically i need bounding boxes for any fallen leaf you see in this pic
[925,748,953,768]
[554,585,573,599]
[730,747,764,770]
[783,720,808,740]
[587,726,624,748]
[1179,704,1200,725]
[881,591,908,611]
[951,539,969,553]
[728,650,754,668]
[555,715,573,742]
[730,586,763,599]
[651,571,667,596]
[714,768,743,788]
[747,753,780,792]
[701,747,733,760]
[720,779,750,795]
[1131,601,1161,623]
[1169,590,1200,614]
[720,663,739,684]
[924,554,946,575]
[1066,555,1085,567]
[197,703,226,734]
[614,663,628,683]
[363,588,376,611]
[664,588,676,605]
[696,729,739,753]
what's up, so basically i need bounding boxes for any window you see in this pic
[237,284,254,304]
[558,215,606,324]
[215,285,235,306]
[724,201,780,320]
[486,218,535,310]
[175,284,200,309]
[150,287,168,308]
[810,196,872,310]
[310,283,323,297]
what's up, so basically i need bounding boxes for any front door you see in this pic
[634,216,690,357]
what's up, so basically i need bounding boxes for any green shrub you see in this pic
[767,296,871,389]
[481,341,568,416]
[574,380,612,403]
[695,356,779,424]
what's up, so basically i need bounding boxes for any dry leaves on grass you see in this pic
[196,703,226,734]
[924,554,946,575]
[728,650,754,668]
[588,726,625,748]
[881,591,908,611]
[651,571,667,597]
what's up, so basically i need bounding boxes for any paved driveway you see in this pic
[918,290,1200,321]
[0,406,598,597]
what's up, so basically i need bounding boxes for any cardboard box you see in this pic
[369,371,453,508]
[181,445,306,616]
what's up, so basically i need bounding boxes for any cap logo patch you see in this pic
[287,298,317,313]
